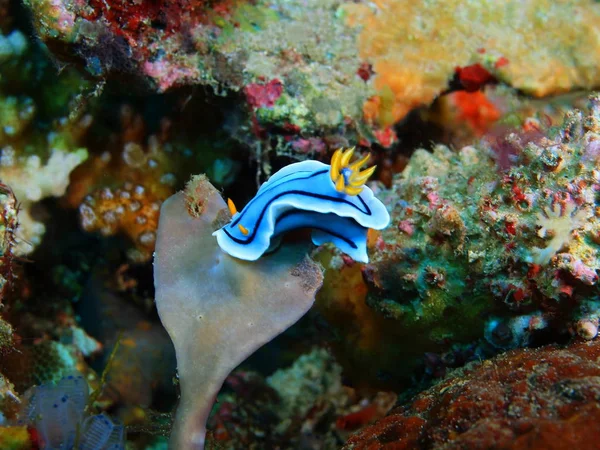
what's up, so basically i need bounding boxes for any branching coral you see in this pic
[0,143,89,254]
[0,27,92,255]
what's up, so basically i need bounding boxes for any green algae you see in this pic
[256,93,312,130]
[215,3,279,38]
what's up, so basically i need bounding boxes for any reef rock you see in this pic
[316,94,600,387]
[343,338,600,449]
[22,0,600,153]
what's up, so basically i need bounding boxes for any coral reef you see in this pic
[343,339,600,449]
[0,140,89,255]
[267,348,344,421]
[0,25,91,255]
[3,4,234,261]
[207,348,395,449]
[66,106,180,262]
[430,86,591,148]
[347,0,600,128]
[1,23,184,446]
[2,0,600,448]
[442,90,502,137]
[317,94,600,387]
[1,340,85,391]
[22,0,600,163]
[24,0,366,129]
[0,184,19,304]
[65,102,233,262]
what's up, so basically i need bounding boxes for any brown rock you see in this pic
[344,339,600,449]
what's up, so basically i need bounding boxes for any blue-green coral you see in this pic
[375,95,600,336]
[317,94,600,387]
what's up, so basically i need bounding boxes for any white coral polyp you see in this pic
[531,202,591,265]
[0,147,88,255]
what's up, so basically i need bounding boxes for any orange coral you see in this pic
[79,183,161,262]
[345,0,600,127]
[65,105,175,207]
[451,91,501,135]
[65,105,193,262]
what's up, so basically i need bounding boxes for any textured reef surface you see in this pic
[315,94,600,389]
[344,338,600,449]
[1,0,600,448]
[21,0,600,159]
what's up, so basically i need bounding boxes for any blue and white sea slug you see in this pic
[213,148,390,263]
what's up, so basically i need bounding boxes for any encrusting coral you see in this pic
[66,103,233,262]
[346,0,600,128]
[316,94,600,388]
[154,175,323,449]
[21,0,600,160]
[428,86,591,149]
[343,339,600,449]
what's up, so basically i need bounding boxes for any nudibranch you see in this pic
[213,148,390,263]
